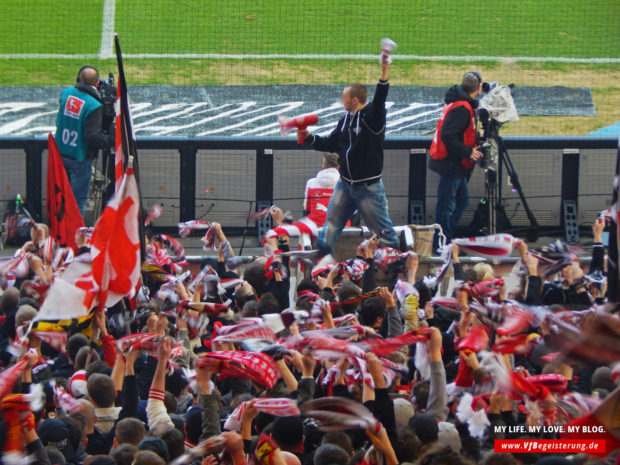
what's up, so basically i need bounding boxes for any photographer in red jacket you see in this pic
[429,72,484,245]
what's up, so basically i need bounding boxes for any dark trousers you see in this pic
[435,170,470,242]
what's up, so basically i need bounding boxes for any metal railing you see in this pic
[0,136,616,237]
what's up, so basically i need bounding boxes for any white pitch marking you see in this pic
[0,110,57,135]
[132,103,212,129]
[146,102,258,136]
[386,107,443,127]
[237,102,343,136]
[386,117,442,134]
[196,102,305,136]
[99,0,116,59]
[0,102,48,118]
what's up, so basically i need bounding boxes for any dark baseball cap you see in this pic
[38,419,78,463]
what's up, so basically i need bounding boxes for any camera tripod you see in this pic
[84,149,113,224]
[473,131,539,242]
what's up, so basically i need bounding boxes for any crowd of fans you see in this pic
[0,211,618,465]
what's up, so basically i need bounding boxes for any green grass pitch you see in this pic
[1,0,618,59]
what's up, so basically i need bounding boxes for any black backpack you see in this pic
[2,196,35,247]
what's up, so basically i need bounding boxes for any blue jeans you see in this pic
[435,170,470,242]
[62,157,93,216]
[318,179,399,256]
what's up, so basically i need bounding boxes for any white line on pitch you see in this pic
[0,54,100,59]
[1,52,618,64]
[99,0,116,59]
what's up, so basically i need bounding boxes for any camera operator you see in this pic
[54,66,115,216]
[429,71,483,246]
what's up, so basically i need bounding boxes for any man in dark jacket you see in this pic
[298,55,400,263]
[55,66,115,215]
[429,72,484,244]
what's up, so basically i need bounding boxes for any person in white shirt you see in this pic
[303,152,341,227]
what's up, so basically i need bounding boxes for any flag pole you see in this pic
[114,34,146,262]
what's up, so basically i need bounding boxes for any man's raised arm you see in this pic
[366,56,390,121]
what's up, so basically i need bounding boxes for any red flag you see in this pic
[35,261,98,319]
[91,165,141,310]
[46,134,84,251]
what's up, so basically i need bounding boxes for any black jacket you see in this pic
[74,83,115,159]
[50,353,74,379]
[306,80,389,183]
[429,85,478,178]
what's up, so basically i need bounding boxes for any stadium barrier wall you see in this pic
[0,136,616,237]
